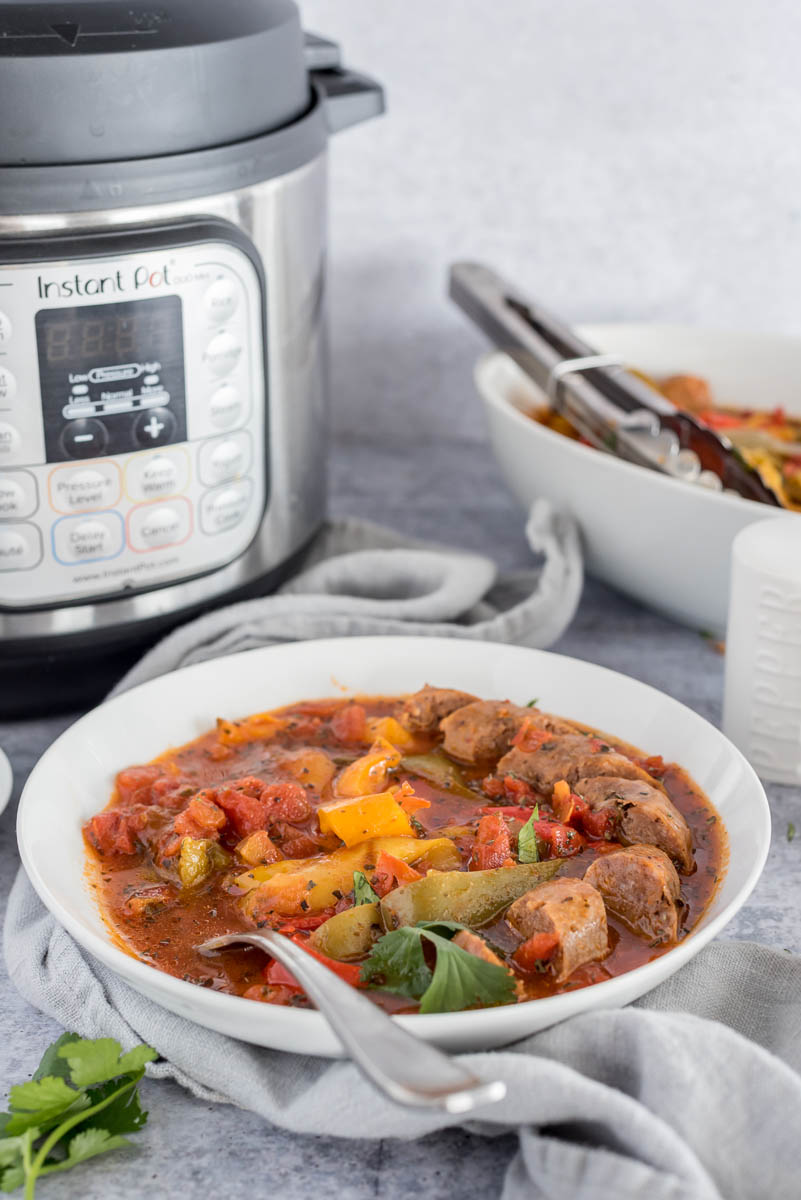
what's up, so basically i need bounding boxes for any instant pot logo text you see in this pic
[36,263,172,300]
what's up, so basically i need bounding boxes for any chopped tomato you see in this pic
[263,936,364,992]
[215,785,268,837]
[330,703,368,744]
[284,714,323,739]
[510,720,553,754]
[276,827,323,859]
[115,765,163,808]
[513,932,559,973]
[482,776,537,803]
[534,819,585,857]
[469,811,513,870]
[371,851,423,897]
[551,788,589,826]
[261,781,312,824]
[174,792,227,840]
[580,806,616,840]
[397,780,431,816]
[85,810,145,856]
[278,909,336,933]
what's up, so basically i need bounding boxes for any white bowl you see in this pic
[18,636,769,1057]
[477,324,801,634]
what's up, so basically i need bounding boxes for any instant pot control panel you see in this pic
[0,226,267,608]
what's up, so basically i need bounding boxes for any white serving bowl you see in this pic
[18,636,769,1057]
[477,324,801,634]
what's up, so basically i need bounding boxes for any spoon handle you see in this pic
[199,932,506,1113]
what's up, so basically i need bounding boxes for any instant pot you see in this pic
[0,0,383,713]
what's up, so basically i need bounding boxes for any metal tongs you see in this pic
[449,261,781,505]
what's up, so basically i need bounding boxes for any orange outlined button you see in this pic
[48,460,121,515]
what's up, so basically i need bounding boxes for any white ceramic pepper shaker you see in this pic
[723,516,801,783]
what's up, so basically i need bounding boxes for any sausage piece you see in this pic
[440,700,532,762]
[400,686,478,732]
[505,877,608,982]
[575,776,693,872]
[584,845,681,943]
[497,734,654,795]
[440,701,576,764]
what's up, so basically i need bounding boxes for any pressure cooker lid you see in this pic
[0,0,312,165]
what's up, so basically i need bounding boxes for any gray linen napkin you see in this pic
[5,505,800,1200]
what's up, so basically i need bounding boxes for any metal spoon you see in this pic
[197,931,506,1113]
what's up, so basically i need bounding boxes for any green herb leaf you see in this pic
[360,922,516,1014]
[0,1164,24,1193]
[353,870,380,906]
[56,1040,156,1089]
[788,823,796,843]
[59,1128,132,1170]
[517,811,540,863]
[8,1079,77,1115]
[359,926,432,997]
[1,1035,154,1197]
[417,930,517,1014]
[526,698,540,708]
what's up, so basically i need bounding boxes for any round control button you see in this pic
[209,383,243,429]
[203,331,241,377]
[200,479,253,535]
[0,422,21,460]
[128,501,191,551]
[0,524,41,571]
[0,366,17,403]
[204,277,239,324]
[61,418,108,460]
[53,513,123,564]
[134,407,176,448]
[0,471,37,519]
[134,454,179,497]
[50,464,120,513]
[198,432,252,487]
[0,478,24,517]
[0,311,11,345]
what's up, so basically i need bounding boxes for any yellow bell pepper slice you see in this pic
[365,716,418,750]
[318,789,413,846]
[236,836,457,915]
[334,736,402,798]
[216,713,284,746]
[282,748,336,791]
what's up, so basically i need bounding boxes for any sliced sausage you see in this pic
[400,686,478,732]
[497,733,654,795]
[440,699,531,762]
[505,877,608,982]
[575,777,693,872]
[584,844,681,943]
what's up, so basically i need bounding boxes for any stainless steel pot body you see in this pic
[0,152,328,644]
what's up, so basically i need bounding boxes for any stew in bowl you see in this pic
[84,686,727,1015]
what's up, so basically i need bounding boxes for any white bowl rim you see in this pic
[476,342,800,522]
[17,635,771,1041]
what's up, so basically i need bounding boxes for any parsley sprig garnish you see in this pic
[517,805,541,863]
[360,921,516,1013]
[0,1033,156,1198]
[353,870,380,906]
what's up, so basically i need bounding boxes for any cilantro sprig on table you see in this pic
[360,921,516,1013]
[0,1033,156,1198]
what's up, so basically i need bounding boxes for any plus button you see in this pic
[143,414,164,440]
[134,407,176,448]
